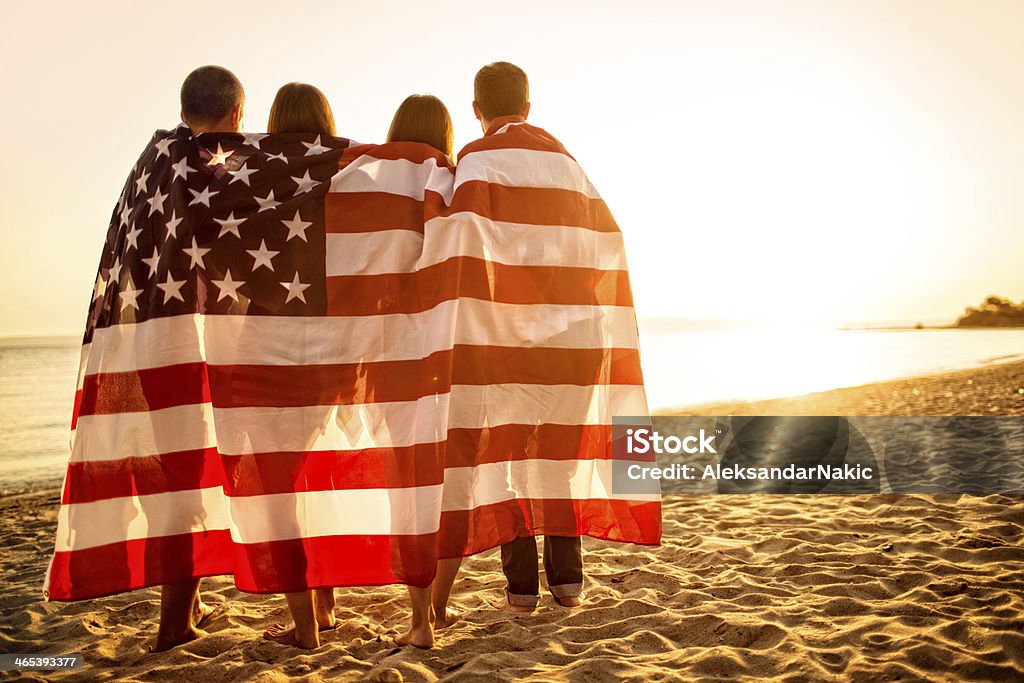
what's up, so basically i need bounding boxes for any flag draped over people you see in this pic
[45,123,660,601]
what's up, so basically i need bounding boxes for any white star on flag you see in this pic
[206,143,233,166]
[280,272,311,303]
[154,138,175,158]
[109,258,123,283]
[92,273,108,301]
[214,212,245,239]
[125,224,142,251]
[171,157,197,182]
[141,247,161,279]
[255,190,281,212]
[120,278,143,311]
[229,162,258,186]
[147,186,168,216]
[302,135,330,156]
[183,237,211,270]
[266,152,288,163]
[165,210,182,240]
[119,204,132,228]
[212,269,246,302]
[135,169,151,195]
[281,211,312,241]
[291,170,317,194]
[242,133,268,149]
[246,239,279,272]
[189,185,219,207]
[157,273,186,303]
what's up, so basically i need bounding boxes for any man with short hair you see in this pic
[471,60,531,125]
[154,65,244,651]
[179,64,245,134]
[459,61,597,613]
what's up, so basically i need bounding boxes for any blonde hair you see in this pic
[267,82,336,136]
[386,94,454,158]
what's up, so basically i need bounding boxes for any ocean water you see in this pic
[0,338,80,490]
[1,326,1023,488]
[640,325,1024,412]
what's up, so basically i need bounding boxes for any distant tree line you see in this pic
[956,296,1024,327]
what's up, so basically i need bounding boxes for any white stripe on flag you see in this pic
[441,459,661,512]
[53,486,227,552]
[71,384,645,462]
[82,303,640,374]
[71,403,215,463]
[228,485,443,542]
[325,219,625,275]
[447,384,649,429]
[454,148,600,198]
[54,459,651,551]
[329,156,454,203]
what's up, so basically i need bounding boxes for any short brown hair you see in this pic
[473,62,529,120]
[180,65,244,125]
[267,82,336,136]
[386,94,454,158]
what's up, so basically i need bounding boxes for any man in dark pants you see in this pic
[502,535,583,610]
[466,61,587,611]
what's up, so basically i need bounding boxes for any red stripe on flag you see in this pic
[71,388,82,430]
[326,257,633,315]
[77,362,210,417]
[231,533,439,593]
[61,448,224,504]
[46,530,440,600]
[447,181,618,232]
[46,529,234,602]
[325,191,425,234]
[340,142,454,168]
[62,446,437,504]
[221,445,445,497]
[457,126,574,160]
[62,424,635,504]
[73,348,642,419]
[438,498,663,558]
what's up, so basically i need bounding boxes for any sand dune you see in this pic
[3,363,1024,681]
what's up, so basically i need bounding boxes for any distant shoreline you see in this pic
[0,335,80,348]
[665,359,1024,417]
[839,324,1024,331]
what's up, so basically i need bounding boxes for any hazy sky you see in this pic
[2,0,1022,336]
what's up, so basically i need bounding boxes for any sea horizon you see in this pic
[2,323,1023,489]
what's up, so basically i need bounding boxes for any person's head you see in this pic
[267,82,336,136]
[179,65,245,134]
[472,61,530,133]
[386,94,454,158]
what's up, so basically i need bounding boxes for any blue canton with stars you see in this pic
[85,125,351,343]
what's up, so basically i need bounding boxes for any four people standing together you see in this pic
[49,61,658,653]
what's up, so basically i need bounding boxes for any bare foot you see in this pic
[315,608,336,631]
[263,623,319,650]
[434,605,462,629]
[314,588,336,631]
[393,623,434,649]
[193,599,215,627]
[149,625,205,653]
[494,596,536,613]
[554,595,583,607]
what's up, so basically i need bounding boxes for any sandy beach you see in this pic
[667,359,1024,417]
[2,364,1023,681]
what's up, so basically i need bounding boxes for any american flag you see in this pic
[45,121,660,600]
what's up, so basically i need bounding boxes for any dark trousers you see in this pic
[501,535,583,606]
